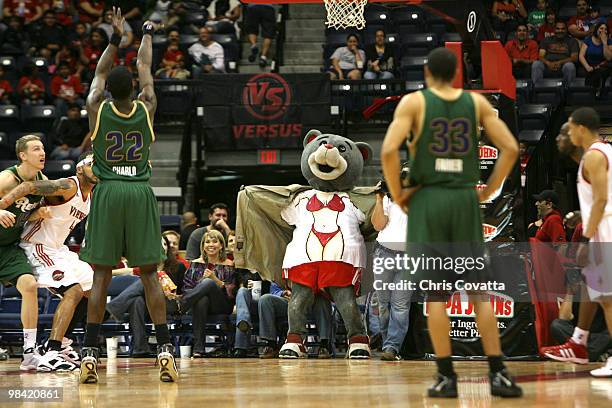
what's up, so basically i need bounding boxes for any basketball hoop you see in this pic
[324,0,368,30]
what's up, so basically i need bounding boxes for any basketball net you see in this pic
[324,0,368,30]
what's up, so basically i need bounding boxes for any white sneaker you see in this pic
[0,347,9,361]
[590,357,612,378]
[20,347,40,371]
[37,350,78,372]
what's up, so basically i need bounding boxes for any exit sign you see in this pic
[257,149,281,165]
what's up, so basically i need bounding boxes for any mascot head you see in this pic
[301,130,373,192]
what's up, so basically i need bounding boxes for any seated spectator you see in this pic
[79,28,108,82]
[578,22,612,96]
[244,4,276,67]
[149,0,172,23]
[586,6,606,28]
[51,62,84,116]
[18,63,46,105]
[67,21,89,44]
[226,230,236,260]
[205,3,240,35]
[55,44,84,79]
[505,24,538,79]
[106,236,186,357]
[568,0,593,40]
[155,29,188,79]
[33,10,66,57]
[533,189,566,243]
[50,103,90,161]
[186,203,231,260]
[179,230,240,358]
[3,0,43,25]
[0,66,14,105]
[180,211,199,251]
[77,0,104,25]
[95,8,133,49]
[364,29,395,80]
[234,280,333,358]
[162,230,190,269]
[532,21,578,84]
[188,27,225,76]
[537,8,556,42]
[329,34,365,80]
[491,0,527,38]
[528,0,547,36]
[42,0,75,26]
[0,16,30,55]
[107,0,142,32]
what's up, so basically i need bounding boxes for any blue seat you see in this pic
[21,105,56,133]
[515,79,532,106]
[532,78,565,107]
[44,160,75,179]
[160,214,181,229]
[0,105,19,131]
[399,56,427,81]
[567,78,595,107]
[518,104,551,131]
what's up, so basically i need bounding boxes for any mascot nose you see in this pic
[324,144,334,149]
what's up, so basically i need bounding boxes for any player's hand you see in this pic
[576,243,589,267]
[33,207,52,220]
[215,218,230,232]
[111,6,125,37]
[0,209,16,228]
[394,185,421,214]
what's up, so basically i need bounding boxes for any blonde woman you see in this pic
[180,230,239,357]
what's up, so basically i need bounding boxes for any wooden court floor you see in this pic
[0,358,610,407]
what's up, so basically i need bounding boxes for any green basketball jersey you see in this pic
[410,89,480,188]
[91,100,155,182]
[0,166,44,246]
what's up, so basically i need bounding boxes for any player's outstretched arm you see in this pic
[474,93,519,202]
[0,179,77,210]
[86,7,125,129]
[137,21,157,118]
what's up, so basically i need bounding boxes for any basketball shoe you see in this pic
[590,357,612,378]
[20,347,40,371]
[540,340,589,364]
[79,347,100,384]
[37,350,78,372]
[427,373,458,398]
[156,343,179,382]
[489,368,523,398]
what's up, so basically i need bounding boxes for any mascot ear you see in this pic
[303,129,322,147]
[355,142,373,165]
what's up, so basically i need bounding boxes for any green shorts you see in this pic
[80,181,163,267]
[0,243,33,286]
[406,186,487,299]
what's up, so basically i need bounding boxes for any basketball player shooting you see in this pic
[381,48,522,398]
[77,8,178,384]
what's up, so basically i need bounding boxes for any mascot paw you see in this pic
[279,334,307,359]
[347,335,371,359]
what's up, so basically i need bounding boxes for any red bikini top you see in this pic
[306,194,345,212]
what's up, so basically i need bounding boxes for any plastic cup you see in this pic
[106,337,118,359]
[179,345,192,359]
[251,281,262,301]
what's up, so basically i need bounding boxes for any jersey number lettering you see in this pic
[105,131,144,162]
[429,118,471,156]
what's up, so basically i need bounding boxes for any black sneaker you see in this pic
[381,348,401,361]
[489,369,523,398]
[248,46,259,63]
[157,343,179,382]
[233,348,248,358]
[79,347,100,384]
[427,373,458,398]
[259,56,268,68]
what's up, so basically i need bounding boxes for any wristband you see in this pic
[579,235,590,243]
[142,21,155,36]
[110,33,121,47]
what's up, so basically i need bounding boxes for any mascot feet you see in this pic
[347,335,371,359]
[279,334,307,359]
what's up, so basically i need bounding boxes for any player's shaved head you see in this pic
[425,47,457,83]
[107,66,133,100]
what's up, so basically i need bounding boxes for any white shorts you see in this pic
[582,217,612,300]
[20,243,93,291]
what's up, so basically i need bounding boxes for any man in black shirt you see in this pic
[50,103,90,162]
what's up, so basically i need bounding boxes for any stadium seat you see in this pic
[518,104,551,131]
[557,7,575,21]
[515,79,531,106]
[21,105,56,133]
[0,105,19,131]
[364,8,392,27]
[399,56,427,81]
[160,215,181,229]
[179,34,199,49]
[405,81,426,92]
[152,35,168,50]
[0,132,10,159]
[567,78,596,107]
[442,32,462,44]
[532,78,564,107]
[391,6,424,26]
[44,160,75,179]
[519,129,544,144]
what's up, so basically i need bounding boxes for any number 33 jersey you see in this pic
[90,100,154,181]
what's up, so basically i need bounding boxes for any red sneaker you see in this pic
[540,340,588,364]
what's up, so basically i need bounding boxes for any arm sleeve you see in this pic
[212,43,225,71]
[549,219,567,243]
[270,282,284,297]
[382,194,390,216]
[50,77,61,96]
[185,228,204,260]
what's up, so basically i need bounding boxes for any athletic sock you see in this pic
[488,355,506,373]
[23,329,37,350]
[155,324,171,346]
[47,340,62,352]
[436,356,455,377]
[84,323,101,348]
[571,327,589,346]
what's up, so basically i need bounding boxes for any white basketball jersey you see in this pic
[21,176,91,249]
[577,141,612,239]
